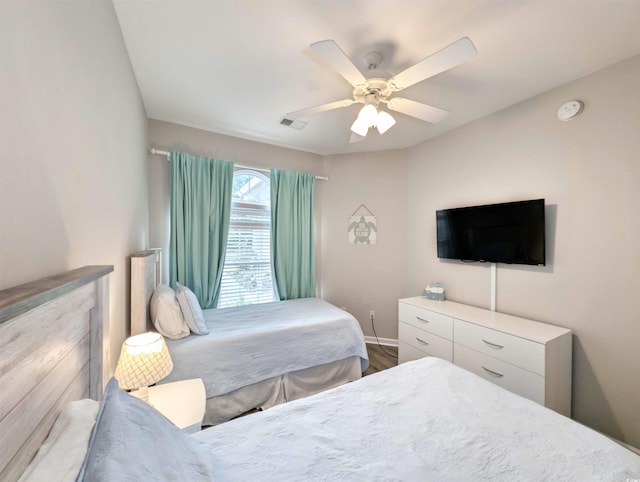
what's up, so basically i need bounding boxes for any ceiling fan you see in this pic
[287,37,477,141]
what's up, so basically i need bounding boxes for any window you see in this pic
[217,170,275,308]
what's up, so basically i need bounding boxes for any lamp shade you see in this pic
[114,332,173,390]
[376,110,396,134]
[351,104,377,136]
[350,115,371,137]
[357,104,377,125]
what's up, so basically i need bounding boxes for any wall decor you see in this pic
[348,204,377,245]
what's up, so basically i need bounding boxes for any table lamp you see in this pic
[114,332,173,404]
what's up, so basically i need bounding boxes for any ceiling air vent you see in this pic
[280,117,308,130]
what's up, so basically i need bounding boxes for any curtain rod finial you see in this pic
[150,148,170,160]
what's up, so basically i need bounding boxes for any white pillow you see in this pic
[175,282,209,335]
[149,284,190,339]
[19,399,99,482]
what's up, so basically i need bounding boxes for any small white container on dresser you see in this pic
[398,297,572,417]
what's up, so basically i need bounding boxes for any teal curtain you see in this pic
[169,151,234,309]
[270,169,316,300]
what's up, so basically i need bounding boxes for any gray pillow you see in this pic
[76,378,214,481]
[175,282,209,335]
[149,284,190,339]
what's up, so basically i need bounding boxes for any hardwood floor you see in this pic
[363,342,398,376]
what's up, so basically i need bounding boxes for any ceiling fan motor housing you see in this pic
[353,78,392,106]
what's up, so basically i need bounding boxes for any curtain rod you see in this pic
[149,148,328,181]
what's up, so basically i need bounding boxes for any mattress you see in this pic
[195,357,640,481]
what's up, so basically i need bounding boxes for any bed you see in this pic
[130,249,368,425]
[0,265,111,481]
[3,266,640,481]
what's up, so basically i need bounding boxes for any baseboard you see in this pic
[365,336,398,347]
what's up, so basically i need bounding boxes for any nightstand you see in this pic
[146,378,206,433]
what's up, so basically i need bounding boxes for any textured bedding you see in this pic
[162,298,368,398]
[196,357,640,481]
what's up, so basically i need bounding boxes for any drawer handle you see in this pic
[415,337,429,345]
[482,339,504,349]
[482,366,504,378]
[415,316,430,323]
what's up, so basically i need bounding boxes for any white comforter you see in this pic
[196,357,640,481]
[162,298,368,397]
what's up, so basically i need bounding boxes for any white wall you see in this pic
[406,55,640,447]
[147,119,324,284]
[320,150,408,339]
[0,0,149,365]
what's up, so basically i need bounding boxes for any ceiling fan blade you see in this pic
[287,99,356,118]
[310,39,368,87]
[388,37,477,91]
[386,97,449,124]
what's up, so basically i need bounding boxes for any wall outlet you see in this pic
[369,310,375,319]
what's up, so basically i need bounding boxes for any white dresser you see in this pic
[398,297,572,416]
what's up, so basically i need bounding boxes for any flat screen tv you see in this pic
[436,199,545,266]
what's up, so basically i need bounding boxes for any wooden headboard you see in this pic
[130,249,161,335]
[0,265,112,481]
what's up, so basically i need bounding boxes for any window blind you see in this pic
[217,199,275,308]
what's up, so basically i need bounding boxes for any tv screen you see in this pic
[436,199,545,266]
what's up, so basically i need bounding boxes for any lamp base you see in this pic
[130,386,154,407]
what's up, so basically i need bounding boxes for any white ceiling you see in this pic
[113,0,640,156]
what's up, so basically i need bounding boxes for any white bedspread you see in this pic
[162,298,368,398]
[196,357,640,481]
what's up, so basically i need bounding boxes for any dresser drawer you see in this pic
[454,319,545,375]
[398,303,453,340]
[398,341,427,364]
[399,322,453,363]
[454,343,545,405]
[398,341,454,364]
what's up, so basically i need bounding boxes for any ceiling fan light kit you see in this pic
[350,106,397,136]
[288,37,477,142]
[350,94,397,136]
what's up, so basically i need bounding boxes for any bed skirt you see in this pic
[203,356,362,426]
